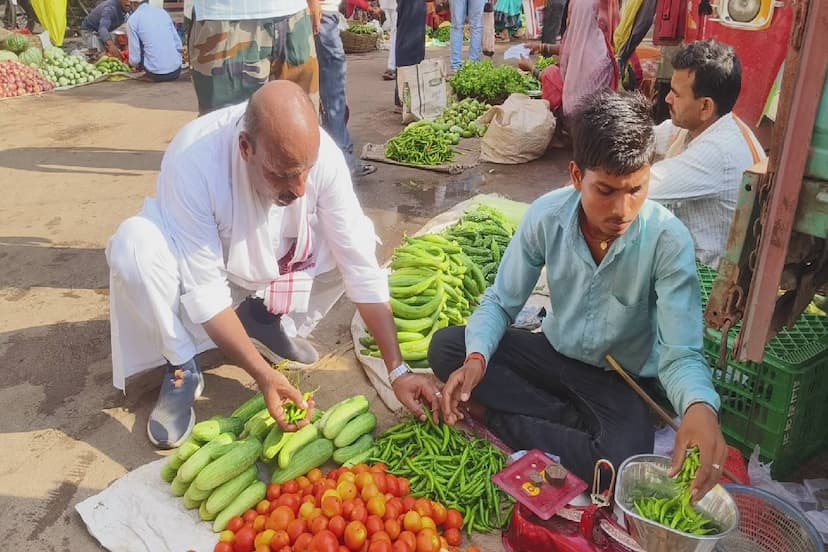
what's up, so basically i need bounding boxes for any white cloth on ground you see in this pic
[648,113,765,268]
[107,102,388,390]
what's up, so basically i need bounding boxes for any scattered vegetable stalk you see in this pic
[368,410,514,535]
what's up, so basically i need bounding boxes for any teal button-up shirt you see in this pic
[465,187,721,416]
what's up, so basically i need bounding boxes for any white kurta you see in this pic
[107,102,389,390]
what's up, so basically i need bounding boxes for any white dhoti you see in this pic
[106,199,345,391]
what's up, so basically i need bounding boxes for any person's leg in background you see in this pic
[449,0,468,70]
[541,0,566,44]
[277,9,321,113]
[467,0,485,62]
[383,7,398,80]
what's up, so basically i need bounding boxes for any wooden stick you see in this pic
[605,354,743,485]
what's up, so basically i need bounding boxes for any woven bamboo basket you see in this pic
[340,29,378,54]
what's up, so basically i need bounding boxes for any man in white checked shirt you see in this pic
[105,82,431,449]
[649,40,764,269]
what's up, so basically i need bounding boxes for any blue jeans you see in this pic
[315,12,354,169]
[450,0,485,70]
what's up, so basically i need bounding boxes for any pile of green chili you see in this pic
[369,411,514,534]
[385,121,455,166]
[632,448,721,536]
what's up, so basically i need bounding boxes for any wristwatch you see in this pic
[388,362,413,385]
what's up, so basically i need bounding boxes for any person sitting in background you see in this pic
[518,0,618,125]
[127,0,182,82]
[648,40,764,269]
[81,0,131,57]
[345,0,382,19]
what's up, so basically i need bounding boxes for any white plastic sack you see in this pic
[75,458,218,552]
[479,93,556,164]
[398,59,448,124]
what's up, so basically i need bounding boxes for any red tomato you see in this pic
[401,497,416,513]
[397,478,411,497]
[397,531,417,551]
[369,463,387,473]
[371,530,391,544]
[391,540,412,552]
[277,493,301,515]
[255,545,271,552]
[253,514,267,532]
[243,510,258,523]
[366,514,384,535]
[339,547,350,552]
[402,511,421,533]
[444,509,463,530]
[321,494,343,518]
[287,518,308,544]
[309,514,329,535]
[430,503,447,526]
[443,527,461,546]
[467,548,481,552]
[269,530,290,550]
[337,480,359,501]
[293,532,314,552]
[344,520,368,551]
[384,518,401,540]
[328,514,346,539]
[353,463,369,474]
[308,530,339,552]
[256,500,271,515]
[367,542,393,552]
[328,467,341,481]
[383,500,402,522]
[372,472,387,494]
[233,526,256,552]
[361,484,380,502]
[267,483,282,501]
[342,498,356,519]
[269,505,295,532]
[350,504,368,523]
[274,547,291,552]
[282,481,300,494]
[384,475,399,497]
[307,468,324,484]
[414,528,439,552]
[355,472,374,491]
[413,499,432,519]
[299,501,316,520]
[366,496,386,518]
[214,544,233,552]
[227,516,245,533]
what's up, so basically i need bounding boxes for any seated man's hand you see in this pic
[518,57,534,73]
[392,373,443,422]
[259,370,314,432]
[106,42,120,57]
[670,403,727,502]
[440,356,485,425]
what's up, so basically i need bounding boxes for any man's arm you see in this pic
[653,221,726,500]
[127,20,141,67]
[648,138,729,203]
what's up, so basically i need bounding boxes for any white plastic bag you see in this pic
[479,93,556,164]
[397,59,448,123]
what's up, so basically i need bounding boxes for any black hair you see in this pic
[571,90,655,176]
[671,40,741,116]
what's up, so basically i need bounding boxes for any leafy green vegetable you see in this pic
[450,60,535,105]
[535,55,557,72]
[346,24,378,35]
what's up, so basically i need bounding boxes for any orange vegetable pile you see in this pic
[213,463,483,552]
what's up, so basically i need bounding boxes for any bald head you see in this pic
[239,81,320,206]
[244,80,320,170]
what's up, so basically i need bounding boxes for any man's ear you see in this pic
[700,98,717,123]
[569,161,583,191]
[239,132,253,162]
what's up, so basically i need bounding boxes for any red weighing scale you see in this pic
[494,451,645,552]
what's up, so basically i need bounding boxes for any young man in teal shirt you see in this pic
[392,90,727,498]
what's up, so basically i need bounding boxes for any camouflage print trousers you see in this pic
[189,9,320,115]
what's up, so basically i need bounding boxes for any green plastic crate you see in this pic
[697,263,828,477]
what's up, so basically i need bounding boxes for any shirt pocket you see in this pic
[604,294,651,343]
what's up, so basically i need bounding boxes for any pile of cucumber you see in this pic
[159,393,377,532]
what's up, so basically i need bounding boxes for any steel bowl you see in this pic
[614,454,740,552]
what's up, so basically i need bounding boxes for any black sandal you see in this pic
[382,69,396,81]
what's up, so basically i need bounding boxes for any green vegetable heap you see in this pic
[370,410,514,535]
[347,24,378,35]
[450,60,537,105]
[535,55,557,72]
[360,206,515,367]
[95,55,131,75]
[632,448,721,536]
[386,121,455,166]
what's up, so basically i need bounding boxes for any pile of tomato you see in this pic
[214,463,482,552]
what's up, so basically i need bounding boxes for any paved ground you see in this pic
[0,45,569,551]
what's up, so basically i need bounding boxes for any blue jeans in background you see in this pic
[450,0,485,71]
[316,12,355,169]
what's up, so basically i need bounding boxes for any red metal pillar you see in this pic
[735,0,828,362]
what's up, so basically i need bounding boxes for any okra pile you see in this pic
[632,448,721,536]
[360,205,515,367]
[369,411,514,535]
